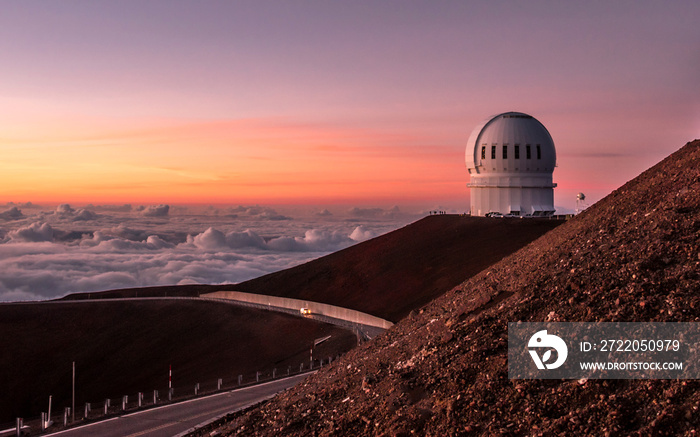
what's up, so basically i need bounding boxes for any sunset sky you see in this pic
[1,1,698,210]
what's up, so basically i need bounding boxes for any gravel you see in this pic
[194,139,700,436]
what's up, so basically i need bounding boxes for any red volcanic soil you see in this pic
[234,215,562,322]
[0,300,355,425]
[196,141,700,436]
[23,183,561,430]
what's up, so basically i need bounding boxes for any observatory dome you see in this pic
[466,112,556,174]
[466,111,557,217]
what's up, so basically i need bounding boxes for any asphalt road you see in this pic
[44,373,311,437]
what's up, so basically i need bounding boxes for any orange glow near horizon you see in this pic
[0,116,467,205]
[1,2,698,213]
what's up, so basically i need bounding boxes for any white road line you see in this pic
[44,373,314,437]
[43,417,122,436]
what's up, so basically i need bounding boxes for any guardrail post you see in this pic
[104,399,109,415]
[63,408,69,426]
[272,368,277,378]
[287,365,291,375]
[300,363,303,372]
[122,395,128,411]
[84,402,90,419]
[40,413,46,431]
[238,375,242,386]
[256,371,260,382]
[153,390,158,405]
[194,383,199,396]
[138,392,143,407]
[217,378,222,390]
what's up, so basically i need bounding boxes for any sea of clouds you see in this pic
[0,203,422,302]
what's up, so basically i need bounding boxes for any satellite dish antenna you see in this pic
[575,193,588,214]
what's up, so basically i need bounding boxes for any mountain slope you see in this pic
[0,301,355,425]
[61,217,561,325]
[234,215,562,322]
[198,140,700,436]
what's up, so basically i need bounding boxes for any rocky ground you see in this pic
[7,178,559,428]
[194,140,700,436]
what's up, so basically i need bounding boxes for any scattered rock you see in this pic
[194,141,700,436]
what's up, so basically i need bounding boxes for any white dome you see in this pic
[465,111,557,217]
[466,112,556,174]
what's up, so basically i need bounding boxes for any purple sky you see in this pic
[0,1,698,209]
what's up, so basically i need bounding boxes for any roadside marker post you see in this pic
[72,362,75,423]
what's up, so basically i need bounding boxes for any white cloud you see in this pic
[101,225,151,242]
[56,204,75,214]
[225,230,267,249]
[84,204,133,212]
[8,222,54,242]
[0,205,417,302]
[348,207,384,218]
[73,209,100,221]
[47,204,102,222]
[146,235,174,250]
[266,229,355,252]
[349,226,376,241]
[347,206,404,219]
[140,204,170,217]
[191,227,228,250]
[0,207,24,220]
[74,271,138,291]
[5,202,40,209]
[227,205,292,220]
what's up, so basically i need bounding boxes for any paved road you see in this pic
[47,296,389,340]
[44,373,310,437]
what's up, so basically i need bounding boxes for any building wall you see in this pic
[469,173,555,216]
